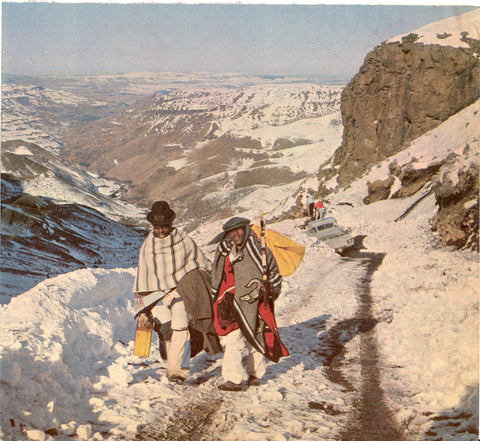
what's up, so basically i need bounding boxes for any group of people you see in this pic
[133,201,288,391]
[302,193,327,220]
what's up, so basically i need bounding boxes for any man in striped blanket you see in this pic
[133,201,212,384]
[211,217,289,391]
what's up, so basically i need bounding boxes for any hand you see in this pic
[260,281,273,298]
[138,312,152,327]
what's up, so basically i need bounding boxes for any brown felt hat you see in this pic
[146,201,176,226]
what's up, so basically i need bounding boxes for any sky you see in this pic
[1,3,479,79]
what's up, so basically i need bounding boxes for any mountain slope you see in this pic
[1,189,145,304]
[1,140,146,303]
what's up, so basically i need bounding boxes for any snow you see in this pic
[12,146,34,156]
[233,111,343,174]
[388,8,480,48]
[1,141,144,224]
[20,173,143,223]
[1,83,107,154]
[144,84,341,141]
[167,157,190,171]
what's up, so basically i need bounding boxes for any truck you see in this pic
[307,216,354,253]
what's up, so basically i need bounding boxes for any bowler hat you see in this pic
[147,201,176,226]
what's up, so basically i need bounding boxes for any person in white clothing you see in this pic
[133,201,213,384]
[305,194,315,218]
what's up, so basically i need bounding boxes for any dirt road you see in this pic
[134,248,410,441]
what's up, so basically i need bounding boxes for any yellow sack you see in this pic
[251,225,305,277]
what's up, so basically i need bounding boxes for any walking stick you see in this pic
[259,211,269,310]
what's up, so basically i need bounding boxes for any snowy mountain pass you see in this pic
[1,110,478,440]
[1,69,478,441]
[3,186,477,441]
[0,217,386,441]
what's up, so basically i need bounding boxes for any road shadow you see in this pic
[337,251,407,441]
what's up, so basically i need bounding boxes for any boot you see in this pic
[247,375,261,387]
[218,380,242,391]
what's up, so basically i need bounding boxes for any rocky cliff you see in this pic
[315,10,480,251]
[334,35,479,187]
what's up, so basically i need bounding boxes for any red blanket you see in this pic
[213,257,289,362]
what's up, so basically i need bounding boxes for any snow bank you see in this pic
[388,8,480,48]
[0,268,138,440]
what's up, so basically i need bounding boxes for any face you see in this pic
[228,226,246,247]
[153,223,172,238]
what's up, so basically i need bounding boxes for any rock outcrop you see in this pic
[432,162,479,251]
[333,36,480,187]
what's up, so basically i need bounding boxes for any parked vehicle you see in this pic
[307,216,354,253]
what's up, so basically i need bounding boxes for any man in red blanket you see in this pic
[211,217,289,391]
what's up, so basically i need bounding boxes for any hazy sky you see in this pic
[2,3,477,78]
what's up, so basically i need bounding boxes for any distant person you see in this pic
[210,217,288,391]
[305,194,315,218]
[133,201,219,384]
[314,200,326,219]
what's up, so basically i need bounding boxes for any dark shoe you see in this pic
[168,374,186,384]
[218,381,243,391]
[247,375,261,387]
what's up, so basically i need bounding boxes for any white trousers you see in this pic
[151,290,191,378]
[221,328,266,384]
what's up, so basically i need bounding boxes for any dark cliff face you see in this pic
[333,37,480,187]
[432,162,479,251]
[313,32,480,251]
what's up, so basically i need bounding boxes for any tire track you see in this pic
[332,250,407,441]
[135,390,225,441]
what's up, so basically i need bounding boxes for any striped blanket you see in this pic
[134,228,211,293]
